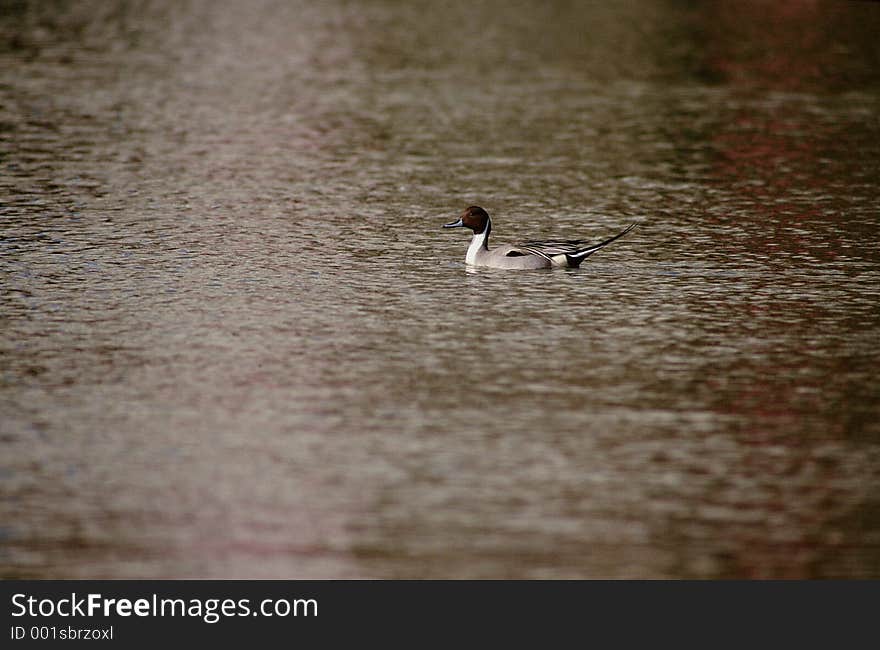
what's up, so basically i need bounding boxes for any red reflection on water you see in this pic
[672,3,878,579]
[691,2,871,262]
[710,109,840,257]
[698,0,848,91]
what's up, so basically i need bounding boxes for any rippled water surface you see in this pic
[2,0,880,578]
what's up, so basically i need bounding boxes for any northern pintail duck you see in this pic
[443,206,636,270]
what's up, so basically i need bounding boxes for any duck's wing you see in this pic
[498,243,553,262]
[486,244,552,269]
[492,243,546,259]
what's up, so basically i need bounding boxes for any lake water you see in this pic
[1,0,879,578]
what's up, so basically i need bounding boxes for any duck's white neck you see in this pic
[466,219,491,265]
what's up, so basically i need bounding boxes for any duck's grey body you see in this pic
[445,206,635,270]
[464,228,551,269]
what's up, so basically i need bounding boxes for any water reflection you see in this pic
[696,0,880,91]
[1,0,879,578]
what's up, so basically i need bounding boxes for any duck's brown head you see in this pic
[443,206,490,234]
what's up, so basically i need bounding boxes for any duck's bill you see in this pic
[443,218,464,228]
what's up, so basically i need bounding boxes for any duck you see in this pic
[443,206,636,269]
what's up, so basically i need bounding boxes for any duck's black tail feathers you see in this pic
[519,223,637,267]
[563,223,638,267]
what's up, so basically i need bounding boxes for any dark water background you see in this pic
[1,0,879,578]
